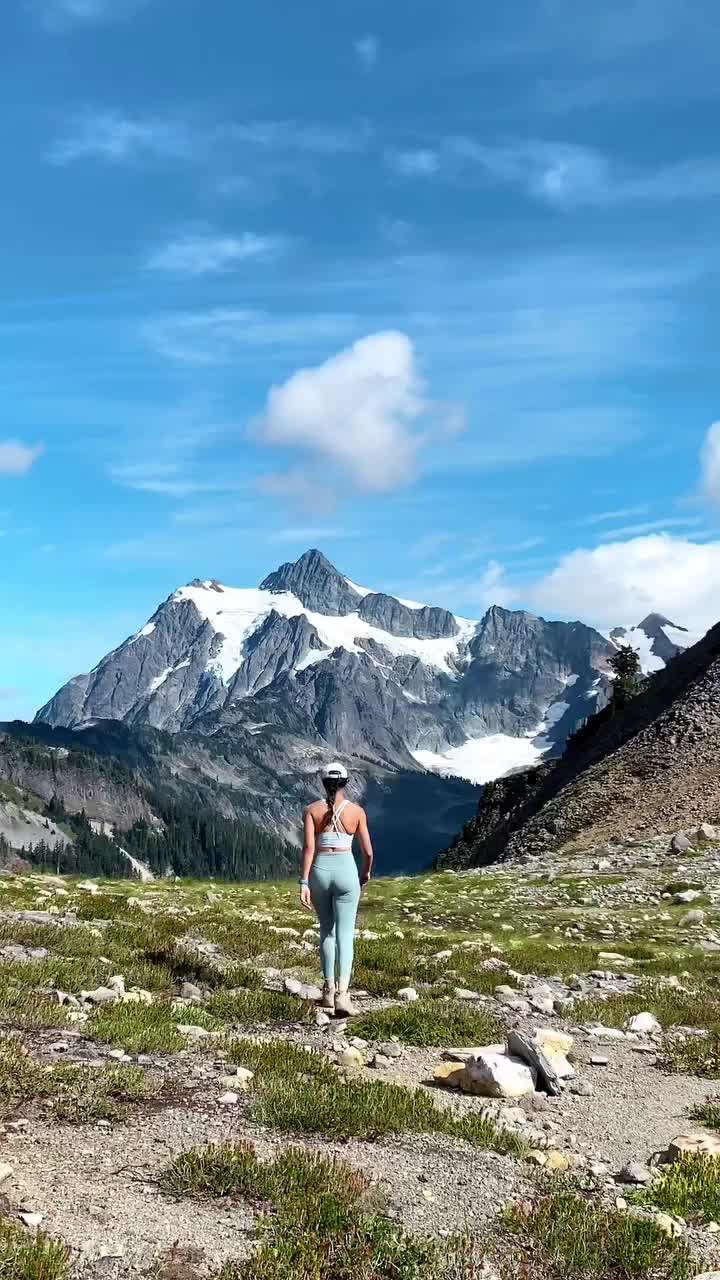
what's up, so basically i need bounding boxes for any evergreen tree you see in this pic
[608,643,644,709]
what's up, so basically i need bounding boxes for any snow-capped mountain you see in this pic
[37,549,616,785]
[609,613,701,673]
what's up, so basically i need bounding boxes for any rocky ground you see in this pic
[1,831,720,1279]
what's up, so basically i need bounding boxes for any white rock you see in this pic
[397,987,418,1003]
[626,1012,662,1035]
[0,1163,13,1185]
[78,881,100,895]
[82,986,118,1006]
[19,1213,43,1228]
[460,1051,537,1099]
[667,1133,720,1161]
[674,889,701,904]
[532,1028,575,1079]
[218,1090,239,1105]
[176,1023,210,1038]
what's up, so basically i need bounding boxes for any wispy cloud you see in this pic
[598,515,704,540]
[143,308,356,365]
[268,526,356,544]
[111,462,246,499]
[581,504,650,524]
[147,231,288,276]
[701,422,720,505]
[230,119,372,155]
[354,35,379,69]
[49,110,188,165]
[0,441,44,476]
[390,135,720,209]
[386,148,441,177]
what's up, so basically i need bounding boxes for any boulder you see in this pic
[695,823,720,843]
[459,1051,537,1099]
[507,1030,562,1097]
[397,987,418,1003]
[670,833,693,853]
[532,1028,575,1079]
[673,889,701,904]
[377,1042,402,1059]
[666,1133,720,1162]
[617,1161,654,1185]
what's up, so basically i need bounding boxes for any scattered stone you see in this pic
[19,1213,43,1228]
[371,1054,393,1069]
[454,987,481,1000]
[696,823,719,843]
[433,1062,466,1088]
[315,1010,331,1028]
[670,833,693,853]
[626,1012,662,1035]
[617,1161,654,1185]
[180,982,203,1001]
[545,1151,571,1172]
[284,977,323,1002]
[0,1163,13,1185]
[653,1213,683,1239]
[590,1056,609,1067]
[176,1024,211,1039]
[81,986,118,1006]
[218,1091,239,1105]
[377,1042,402,1059]
[681,909,706,926]
[674,889,701,904]
[338,1047,364,1068]
[397,987,418,1003]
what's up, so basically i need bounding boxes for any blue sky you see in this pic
[2,0,720,720]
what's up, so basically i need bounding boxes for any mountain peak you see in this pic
[638,612,685,634]
[260,548,361,616]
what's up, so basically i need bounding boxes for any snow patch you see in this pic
[130,622,156,643]
[413,735,545,785]
[174,582,478,684]
[118,848,155,882]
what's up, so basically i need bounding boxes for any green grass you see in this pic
[691,1099,720,1129]
[205,990,308,1025]
[572,983,720,1033]
[352,1000,503,1048]
[0,986,69,1032]
[90,1002,216,1053]
[0,1034,161,1123]
[223,1037,335,1082]
[0,1216,70,1280]
[254,1072,525,1154]
[166,1141,479,1280]
[664,1031,720,1078]
[503,1192,692,1279]
[633,1154,720,1223]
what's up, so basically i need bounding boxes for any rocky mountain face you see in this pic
[37,549,615,780]
[440,617,720,868]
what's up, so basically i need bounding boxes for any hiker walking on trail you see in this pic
[300,762,374,1017]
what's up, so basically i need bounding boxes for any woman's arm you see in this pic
[300,808,316,908]
[356,808,374,886]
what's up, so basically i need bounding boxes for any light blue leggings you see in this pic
[309,853,361,986]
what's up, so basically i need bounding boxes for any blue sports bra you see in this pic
[316,799,354,852]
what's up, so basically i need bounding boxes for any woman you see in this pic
[300,762,374,1016]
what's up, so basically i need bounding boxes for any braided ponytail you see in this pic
[321,778,341,831]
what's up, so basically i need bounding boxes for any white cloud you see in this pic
[231,120,371,154]
[0,441,43,475]
[701,422,720,504]
[147,232,287,276]
[253,332,437,493]
[354,35,379,69]
[49,111,187,165]
[528,534,720,632]
[386,148,441,177]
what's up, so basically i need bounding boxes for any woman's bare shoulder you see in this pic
[304,799,326,817]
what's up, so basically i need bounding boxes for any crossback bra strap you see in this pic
[331,799,349,834]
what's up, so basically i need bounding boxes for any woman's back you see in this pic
[307,797,363,836]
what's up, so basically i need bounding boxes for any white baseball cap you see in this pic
[322,761,348,781]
